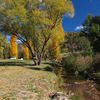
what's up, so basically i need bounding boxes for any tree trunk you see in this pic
[33,59,37,65]
[37,56,42,65]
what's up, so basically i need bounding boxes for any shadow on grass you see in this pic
[0,60,61,72]
[26,66,53,72]
[0,60,54,72]
[43,61,62,67]
[0,62,34,66]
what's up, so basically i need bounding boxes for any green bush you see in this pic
[62,54,76,74]
[93,53,100,70]
[89,54,100,83]
[77,36,93,56]
[75,55,93,72]
[62,54,93,80]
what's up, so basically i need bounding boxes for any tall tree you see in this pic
[24,45,29,60]
[0,33,9,59]
[49,24,65,61]
[82,15,100,52]
[64,32,93,56]
[0,0,74,65]
[10,34,18,58]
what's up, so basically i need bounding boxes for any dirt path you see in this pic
[66,80,100,100]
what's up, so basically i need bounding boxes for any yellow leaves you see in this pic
[10,34,18,58]
[24,45,29,59]
[41,17,53,26]
[49,24,64,61]
[50,39,62,61]
[28,40,34,54]
[44,0,74,17]
[0,47,3,58]
[66,0,74,17]
[32,9,41,17]
[4,0,13,5]
[0,0,27,22]
[8,5,27,22]
[32,9,53,26]
[52,24,65,43]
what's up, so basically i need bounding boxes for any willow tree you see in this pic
[10,34,18,58]
[49,24,65,61]
[0,33,9,59]
[0,0,74,65]
[24,45,29,60]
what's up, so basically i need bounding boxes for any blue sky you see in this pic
[62,0,100,32]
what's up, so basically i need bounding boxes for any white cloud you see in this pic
[17,39,21,43]
[75,25,83,31]
[39,0,42,2]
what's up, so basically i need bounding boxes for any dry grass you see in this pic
[0,65,58,100]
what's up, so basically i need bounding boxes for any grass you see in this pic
[0,59,34,66]
[70,95,84,100]
[0,60,59,99]
[0,60,99,100]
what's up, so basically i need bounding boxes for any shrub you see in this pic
[62,54,93,80]
[91,53,100,73]
[75,55,93,72]
[77,36,93,56]
[62,54,76,74]
[93,53,100,65]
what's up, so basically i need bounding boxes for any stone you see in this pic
[49,92,70,100]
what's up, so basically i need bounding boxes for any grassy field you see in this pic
[0,60,99,100]
[0,59,34,66]
[0,60,59,100]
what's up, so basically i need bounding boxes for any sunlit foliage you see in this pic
[10,34,18,58]
[24,45,29,59]
[0,33,9,58]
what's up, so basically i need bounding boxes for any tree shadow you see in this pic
[43,61,61,67]
[0,62,34,66]
[0,61,54,72]
[0,60,61,73]
[26,66,53,72]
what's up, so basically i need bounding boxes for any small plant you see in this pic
[2,92,16,100]
[70,94,84,100]
[27,84,38,93]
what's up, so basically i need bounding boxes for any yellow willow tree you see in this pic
[0,0,74,65]
[10,34,18,58]
[49,24,65,61]
[50,39,61,61]
[23,45,29,59]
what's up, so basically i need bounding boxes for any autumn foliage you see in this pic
[10,34,18,58]
[49,24,65,61]
[50,39,61,61]
[0,0,74,64]
[24,45,29,59]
